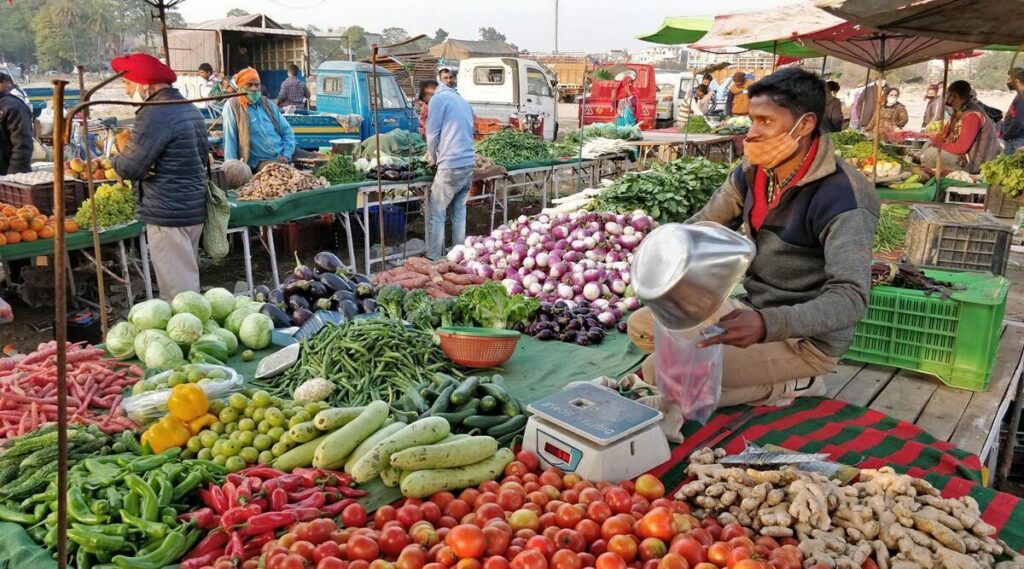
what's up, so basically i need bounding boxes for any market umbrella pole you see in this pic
[871,73,884,182]
[934,59,949,189]
[51,79,70,569]
[576,59,588,189]
[370,45,386,260]
[76,65,110,333]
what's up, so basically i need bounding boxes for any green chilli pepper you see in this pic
[67,527,125,553]
[124,474,159,522]
[0,503,42,524]
[110,529,185,569]
[171,471,204,501]
[69,487,107,525]
[119,509,167,539]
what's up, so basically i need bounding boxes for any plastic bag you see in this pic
[652,319,722,424]
[0,297,11,324]
[202,178,230,260]
[120,364,244,423]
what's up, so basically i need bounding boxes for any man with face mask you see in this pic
[628,68,879,407]
[922,83,944,129]
[438,67,455,88]
[110,53,209,299]
[222,67,297,172]
[1000,68,1024,155]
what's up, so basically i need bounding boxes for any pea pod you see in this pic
[111,530,187,569]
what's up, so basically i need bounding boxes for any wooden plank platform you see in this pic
[832,324,1024,465]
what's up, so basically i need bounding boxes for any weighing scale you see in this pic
[524,383,670,483]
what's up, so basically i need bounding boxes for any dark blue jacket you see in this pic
[113,88,208,227]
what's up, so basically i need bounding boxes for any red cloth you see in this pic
[111,53,176,85]
[938,112,982,155]
[750,138,820,231]
[418,102,429,135]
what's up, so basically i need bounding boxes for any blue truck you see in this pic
[312,61,418,141]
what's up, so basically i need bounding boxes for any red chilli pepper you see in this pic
[243,532,276,558]
[179,548,226,569]
[336,485,369,498]
[285,492,326,510]
[240,466,286,479]
[270,488,288,511]
[320,498,356,517]
[225,530,245,561]
[243,511,298,536]
[287,487,321,502]
[178,507,218,530]
[247,476,264,493]
[209,485,229,514]
[236,483,252,505]
[262,473,305,493]
[292,468,320,487]
[220,504,262,530]
[184,529,229,560]
[222,481,238,509]
[226,473,245,486]
[287,507,322,522]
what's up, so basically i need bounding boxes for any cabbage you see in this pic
[143,336,184,370]
[238,313,274,350]
[166,313,203,345]
[212,328,239,355]
[128,299,172,331]
[224,304,260,336]
[204,288,237,323]
[235,296,253,310]
[106,322,140,359]
[203,320,220,334]
[133,329,168,359]
[172,291,212,322]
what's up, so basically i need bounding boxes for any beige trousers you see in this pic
[627,302,838,407]
[147,224,203,300]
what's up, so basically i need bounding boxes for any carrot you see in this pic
[0,355,26,372]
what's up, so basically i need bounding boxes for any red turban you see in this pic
[111,53,177,85]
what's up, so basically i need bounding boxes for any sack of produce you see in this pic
[120,363,244,422]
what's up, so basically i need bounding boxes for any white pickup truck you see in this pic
[456,57,559,141]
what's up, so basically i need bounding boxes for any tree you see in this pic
[434,28,449,43]
[342,25,370,60]
[381,27,410,46]
[479,27,507,43]
[0,0,45,66]
[970,51,1015,90]
[226,8,249,17]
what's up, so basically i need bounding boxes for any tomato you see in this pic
[478,503,506,522]
[371,561,395,569]
[484,526,512,557]
[727,538,754,552]
[426,565,446,569]
[555,529,586,553]
[544,526,561,542]
[576,487,602,506]
[861,561,879,569]
[525,535,556,558]
[456,560,482,569]
[693,564,718,569]
[499,490,527,512]
[578,553,596,568]
[446,525,487,559]
[733,561,770,569]
[313,542,345,564]
[431,492,456,508]
[636,508,677,542]
[686,529,713,548]
[586,501,613,524]
[561,489,581,504]
[555,504,584,529]
[436,546,459,566]
[484,557,512,569]
[617,480,635,494]
[637,537,667,562]
[347,535,380,562]
[350,561,371,569]
[644,561,661,569]
[413,502,441,524]
[476,493,499,509]
[539,470,564,490]
[595,552,628,569]
[528,492,550,508]
[607,535,638,562]
[562,473,581,487]
[600,516,633,541]
[308,519,339,545]
[726,546,751,567]
[668,538,706,567]
[341,503,368,529]
[380,526,413,557]
[317,558,348,569]
[550,550,584,569]
[511,550,549,569]
[718,524,746,543]
[539,513,559,530]
[438,517,459,529]
[604,488,632,515]
[291,540,316,560]
[575,519,600,544]
[279,554,312,569]
[699,520,721,542]
[516,451,540,472]
[590,538,608,557]
[396,545,428,569]
[461,489,482,504]
[445,501,472,521]
[278,532,300,549]
[633,475,665,501]
[545,501,565,515]
[375,506,398,528]
[656,553,689,569]
[706,543,731,567]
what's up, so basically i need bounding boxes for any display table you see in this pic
[628,132,735,168]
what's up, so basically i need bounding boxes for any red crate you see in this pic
[0,179,86,215]
[271,216,335,253]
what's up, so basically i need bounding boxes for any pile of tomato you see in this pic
[238,450,814,569]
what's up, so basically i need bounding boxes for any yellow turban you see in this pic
[232,67,260,107]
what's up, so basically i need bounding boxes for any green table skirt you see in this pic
[228,182,363,228]
[875,177,986,203]
[0,221,144,262]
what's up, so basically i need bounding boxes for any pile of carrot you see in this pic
[0,341,140,442]
[373,257,487,298]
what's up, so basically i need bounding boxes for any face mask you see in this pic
[1008,81,1017,91]
[743,114,809,169]
[130,85,147,103]
[247,90,262,104]
[886,96,898,106]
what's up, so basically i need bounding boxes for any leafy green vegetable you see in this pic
[980,152,1024,197]
[402,289,430,315]
[474,130,552,167]
[431,297,459,328]
[316,154,364,185]
[873,204,910,253]
[830,129,868,147]
[681,116,710,134]
[591,156,732,223]
[456,281,539,329]
[376,284,407,320]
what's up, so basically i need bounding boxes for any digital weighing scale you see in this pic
[524,383,670,483]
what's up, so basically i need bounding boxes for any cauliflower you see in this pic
[293,377,336,403]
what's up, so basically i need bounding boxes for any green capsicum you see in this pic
[110,529,185,569]
[160,506,177,526]
[124,449,180,473]
[69,487,107,525]
[124,474,159,522]
[90,499,110,517]
[123,491,141,517]
[118,509,167,539]
[67,527,126,553]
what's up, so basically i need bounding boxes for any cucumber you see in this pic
[435,399,479,426]
[272,434,328,471]
[423,385,455,416]
[479,396,498,414]
[379,466,402,488]
[390,436,499,471]
[431,373,458,389]
[463,415,510,430]
[400,448,515,499]
[313,401,389,470]
[349,417,451,484]
[490,374,507,388]
[449,376,479,406]
[288,422,320,443]
[343,422,405,474]
[405,384,430,414]
[313,407,367,431]
[501,398,523,418]
[487,415,527,438]
[478,383,511,405]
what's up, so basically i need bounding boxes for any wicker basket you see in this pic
[984,184,1024,218]
[435,327,521,368]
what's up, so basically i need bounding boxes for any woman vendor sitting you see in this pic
[919,80,999,174]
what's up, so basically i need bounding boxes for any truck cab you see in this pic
[314,61,417,140]
[579,64,657,130]
[456,58,559,141]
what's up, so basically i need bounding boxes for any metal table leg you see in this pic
[265,226,280,288]
[231,227,254,295]
[363,199,372,275]
[341,213,357,273]
[117,240,133,303]
[139,232,153,299]
[64,251,79,308]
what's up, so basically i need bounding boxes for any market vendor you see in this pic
[864,87,908,133]
[222,67,298,172]
[418,80,438,136]
[629,68,880,407]
[1000,68,1024,155]
[110,53,208,299]
[922,83,945,129]
[612,75,639,127]
[725,71,750,118]
[0,71,33,175]
[919,80,999,174]
[822,81,844,133]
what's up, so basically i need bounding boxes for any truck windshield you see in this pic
[369,76,406,109]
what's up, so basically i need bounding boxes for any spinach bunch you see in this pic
[316,154,364,185]
[592,156,732,223]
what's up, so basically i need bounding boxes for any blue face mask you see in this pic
[247,90,262,104]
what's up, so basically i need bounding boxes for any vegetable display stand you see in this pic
[845,269,1010,391]
[0,178,85,214]
[984,184,1024,218]
[903,204,1012,275]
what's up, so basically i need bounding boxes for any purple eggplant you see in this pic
[268,288,286,307]
[315,298,334,311]
[291,308,314,326]
[308,281,329,299]
[318,273,347,292]
[360,298,377,314]
[283,279,310,296]
[293,252,316,280]
[354,282,375,299]
[339,300,359,319]
[313,251,343,273]
[288,295,310,312]
[260,303,292,328]
[253,285,271,303]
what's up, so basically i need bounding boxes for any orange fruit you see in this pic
[37,226,54,239]
[29,217,45,231]
[21,205,38,216]
[20,229,37,242]
[0,234,6,247]
[1,206,15,218]
[64,220,79,233]
[0,219,8,232]
[9,218,27,232]
[5,231,20,244]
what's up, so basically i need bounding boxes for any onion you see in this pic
[619,235,640,251]
[604,221,622,235]
[536,252,549,268]
[549,262,568,278]
[624,297,640,311]
[610,279,626,295]
[570,240,587,252]
[583,237,597,250]
[526,232,542,247]
[592,299,610,311]
[523,256,536,270]
[583,269,601,283]
[522,274,539,289]
[502,279,524,295]
[572,285,583,296]
[557,283,573,299]
[527,283,543,296]
[630,215,653,233]
[552,225,569,240]
[532,270,546,281]
[555,239,569,251]
[543,280,557,293]
[622,225,636,236]
[610,307,623,320]
[570,272,586,287]
[597,311,617,328]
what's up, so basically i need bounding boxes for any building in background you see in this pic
[630,46,686,65]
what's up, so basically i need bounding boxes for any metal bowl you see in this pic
[632,222,755,331]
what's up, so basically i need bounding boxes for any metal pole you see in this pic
[370,45,387,265]
[51,79,69,569]
[820,56,827,75]
[935,59,949,190]
[554,0,559,53]
[576,58,588,189]
[76,65,109,333]
[871,73,884,182]
[158,1,170,63]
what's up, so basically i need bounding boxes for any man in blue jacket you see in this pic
[223,67,297,172]
[425,81,475,260]
[111,53,209,299]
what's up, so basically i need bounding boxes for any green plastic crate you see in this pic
[845,269,1009,391]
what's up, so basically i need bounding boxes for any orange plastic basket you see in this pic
[435,327,521,368]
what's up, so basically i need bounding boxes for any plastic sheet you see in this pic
[652,319,722,424]
[120,364,244,422]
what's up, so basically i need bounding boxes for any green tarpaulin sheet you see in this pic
[228,183,363,228]
[0,523,58,569]
[875,177,986,203]
[0,221,144,262]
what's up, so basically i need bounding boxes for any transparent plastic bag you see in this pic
[120,364,244,423]
[0,297,12,324]
[652,320,722,424]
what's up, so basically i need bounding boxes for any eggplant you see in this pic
[588,327,604,337]
[577,300,591,309]
[291,308,314,326]
[268,288,286,306]
[339,299,360,319]
[587,331,604,344]
[554,300,569,311]
[293,252,316,280]
[313,251,343,273]
[319,273,347,293]
[260,303,292,328]
[536,329,556,341]
[566,319,581,331]
[575,335,590,346]
[308,281,329,299]
[512,322,526,333]
[288,294,310,312]
[360,298,377,314]
[330,289,357,306]
[354,282,375,299]
[382,169,400,181]
[616,321,629,333]
[539,302,553,314]
[352,273,372,286]
[562,330,578,343]
[283,279,310,296]
[253,285,271,303]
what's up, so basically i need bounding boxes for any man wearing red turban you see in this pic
[111,53,210,299]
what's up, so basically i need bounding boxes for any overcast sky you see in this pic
[176,0,802,53]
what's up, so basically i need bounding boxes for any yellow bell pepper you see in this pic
[187,413,218,435]
[141,415,191,454]
[166,383,209,422]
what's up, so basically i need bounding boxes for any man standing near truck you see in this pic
[0,71,33,175]
[438,67,455,88]
[425,79,475,260]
